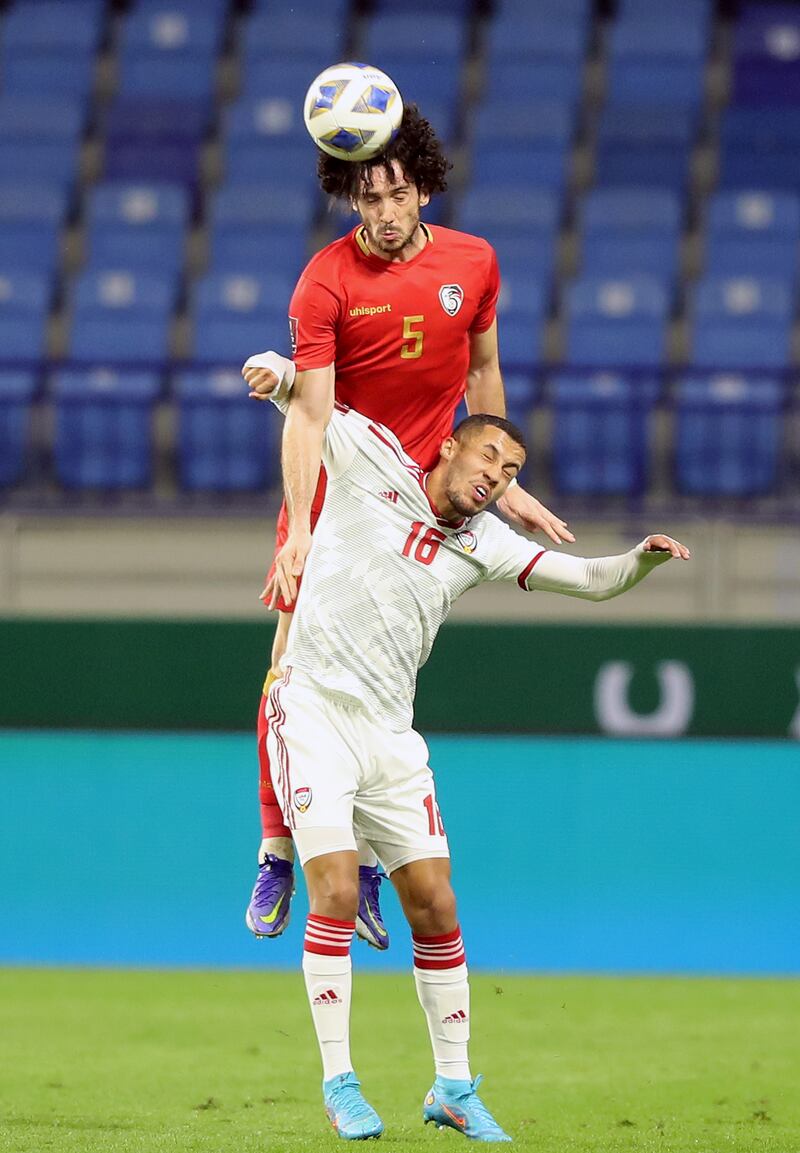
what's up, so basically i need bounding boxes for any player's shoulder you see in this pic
[426,224,496,261]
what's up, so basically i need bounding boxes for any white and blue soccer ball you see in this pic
[303,62,403,162]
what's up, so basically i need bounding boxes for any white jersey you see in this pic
[279,402,670,731]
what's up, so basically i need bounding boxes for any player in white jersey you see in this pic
[254,353,691,1143]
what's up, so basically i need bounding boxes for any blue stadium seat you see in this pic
[486,16,588,63]
[361,14,467,63]
[239,55,331,100]
[0,98,86,142]
[0,372,38,487]
[733,8,800,104]
[72,270,179,316]
[0,50,97,100]
[472,101,573,148]
[455,188,561,238]
[117,53,218,102]
[211,184,316,229]
[498,313,546,370]
[674,375,784,495]
[581,189,681,283]
[619,0,711,20]
[0,182,67,274]
[565,276,670,367]
[551,374,658,496]
[371,0,471,10]
[498,271,551,318]
[0,142,78,193]
[689,276,793,368]
[241,12,346,60]
[594,142,691,194]
[250,0,350,16]
[469,142,570,191]
[609,20,708,62]
[208,230,308,278]
[705,190,800,279]
[483,60,584,107]
[134,0,230,37]
[105,98,210,143]
[607,58,706,108]
[3,1,103,52]
[174,370,282,492]
[597,105,697,149]
[52,369,161,490]
[0,271,52,360]
[84,183,188,274]
[68,315,172,365]
[225,93,306,144]
[192,306,290,366]
[122,9,223,53]
[224,139,318,186]
[494,0,592,18]
[491,236,558,283]
[194,272,294,318]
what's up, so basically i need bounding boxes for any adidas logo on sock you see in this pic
[313,989,343,1006]
[442,1009,468,1024]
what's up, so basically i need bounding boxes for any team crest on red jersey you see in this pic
[294,786,312,813]
[438,284,464,316]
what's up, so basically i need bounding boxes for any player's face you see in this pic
[355,163,430,258]
[440,428,526,518]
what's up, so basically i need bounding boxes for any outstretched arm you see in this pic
[466,323,575,545]
[525,535,690,599]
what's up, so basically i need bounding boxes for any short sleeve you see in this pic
[288,274,341,371]
[322,404,372,481]
[479,513,547,588]
[469,245,500,334]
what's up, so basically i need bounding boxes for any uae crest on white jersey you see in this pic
[439,284,464,316]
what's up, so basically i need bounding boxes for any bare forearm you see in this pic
[279,364,334,531]
[281,405,325,529]
[465,362,505,418]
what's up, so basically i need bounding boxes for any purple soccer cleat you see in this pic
[356,865,389,951]
[245,854,294,938]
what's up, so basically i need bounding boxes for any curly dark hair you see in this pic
[317,103,451,202]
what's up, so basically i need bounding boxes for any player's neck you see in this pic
[425,469,460,523]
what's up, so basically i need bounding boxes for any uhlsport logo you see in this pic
[313,988,343,1006]
[455,529,477,553]
[439,284,464,316]
[294,786,312,813]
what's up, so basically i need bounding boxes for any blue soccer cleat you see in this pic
[245,854,294,938]
[356,865,390,951]
[324,1071,384,1140]
[423,1074,512,1142]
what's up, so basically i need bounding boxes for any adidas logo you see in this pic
[313,988,343,1006]
[378,489,399,504]
[442,1010,468,1024]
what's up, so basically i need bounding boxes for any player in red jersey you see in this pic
[243,105,573,945]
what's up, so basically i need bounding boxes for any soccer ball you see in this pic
[303,62,403,162]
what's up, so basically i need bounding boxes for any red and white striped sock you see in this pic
[303,915,355,1082]
[413,927,471,1082]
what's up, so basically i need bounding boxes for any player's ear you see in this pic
[440,436,457,460]
[418,188,431,208]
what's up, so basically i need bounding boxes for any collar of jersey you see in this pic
[421,472,468,530]
[354,222,434,264]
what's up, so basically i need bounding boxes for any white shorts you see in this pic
[265,667,450,874]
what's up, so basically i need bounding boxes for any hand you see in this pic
[266,528,313,608]
[242,364,280,401]
[643,534,691,560]
[496,484,576,545]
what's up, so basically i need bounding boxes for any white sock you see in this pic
[259,836,294,865]
[356,838,378,869]
[412,927,471,1082]
[303,915,355,1082]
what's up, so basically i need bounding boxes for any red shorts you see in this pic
[263,469,328,612]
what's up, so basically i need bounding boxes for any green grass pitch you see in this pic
[1,969,798,1152]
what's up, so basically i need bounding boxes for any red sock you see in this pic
[257,690,291,840]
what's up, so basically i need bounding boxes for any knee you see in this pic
[309,873,359,924]
[405,882,457,937]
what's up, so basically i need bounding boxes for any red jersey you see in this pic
[288,222,500,471]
